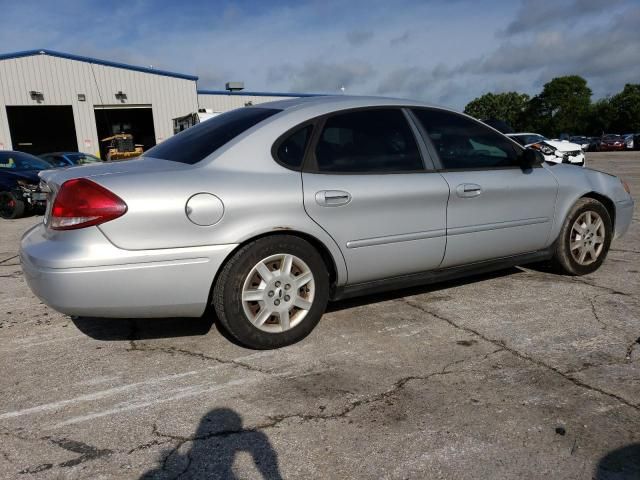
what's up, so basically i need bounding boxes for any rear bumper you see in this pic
[20,223,237,318]
[614,198,634,239]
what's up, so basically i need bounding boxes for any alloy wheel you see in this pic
[570,210,606,266]
[241,253,315,333]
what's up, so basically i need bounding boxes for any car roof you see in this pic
[253,95,442,114]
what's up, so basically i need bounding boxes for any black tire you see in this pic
[550,198,612,275]
[0,192,25,219]
[213,235,330,349]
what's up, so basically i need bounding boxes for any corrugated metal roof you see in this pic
[0,49,198,81]
[197,89,324,98]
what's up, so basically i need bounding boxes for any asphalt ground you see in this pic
[0,151,638,479]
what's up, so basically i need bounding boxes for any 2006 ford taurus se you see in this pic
[21,96,634,349]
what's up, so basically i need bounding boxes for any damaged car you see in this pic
[0,151,51,219]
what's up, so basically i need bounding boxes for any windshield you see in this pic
[511,134,546,146]
[66,153,102,165]
[0,151,52,171]
[144,107,282,164]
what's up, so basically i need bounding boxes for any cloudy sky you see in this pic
[1,0,638,109]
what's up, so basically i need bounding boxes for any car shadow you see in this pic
[327,267,521,312]
[71,312,217,341]
[71,267,523,343]
[594,443,640,479]
[140,407,282,479]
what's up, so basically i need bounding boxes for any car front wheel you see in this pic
[551,198,612,275]
[213,235,329,349]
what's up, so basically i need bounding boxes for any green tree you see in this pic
[464,92,530,130]
[586,98,615,136]
[523,75,592,136]
[609,83,640,133]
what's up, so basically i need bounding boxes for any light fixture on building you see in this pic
[77,94,86,102]
[225,81,244,92]
[115,91,127,102]
[29,90,44,102]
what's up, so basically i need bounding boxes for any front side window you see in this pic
[145,107,281,165]
[412,109,521,170]
[314,109,423,173]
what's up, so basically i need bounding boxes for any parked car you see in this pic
[40,152,102,168]
[569,136,590,151]
[21,97,634,349]
[0,151,51,219]
[622,134,635,150]
[599,134,626,151]
[587,137,601,152]
[506,133,586,166]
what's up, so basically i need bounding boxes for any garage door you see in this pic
[94,106,156,159]
[6,106,78,155]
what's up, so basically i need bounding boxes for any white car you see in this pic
[507,133,585,167]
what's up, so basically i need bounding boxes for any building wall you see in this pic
[0,53,198,155]
[197,93,299,112]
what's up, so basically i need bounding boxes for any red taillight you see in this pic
[50,178,127,230]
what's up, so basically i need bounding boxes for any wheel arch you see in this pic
[208,229,344,305]
[581,191,616,226]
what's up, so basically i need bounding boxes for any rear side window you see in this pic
[145,107,281,164]
[412,109,521,170]
[314,109,423,173]
[276,125,312,169]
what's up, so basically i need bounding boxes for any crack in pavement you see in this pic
[0,255,18,265]
[588,296,608,330]
[401,298,640,413]
[126,319,270,375]
[127,342,272,375]
[518,268,632,297]
[611,248,640,255]
[45,436,113,468]
[625,337,640,360]
[145,350,498,478]
[17,436,113,475]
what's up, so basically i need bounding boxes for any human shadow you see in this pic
[141,408,282,479]
[594,443,640,479]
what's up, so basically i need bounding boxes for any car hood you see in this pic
[545,140,582,152]
[0,169,42,184]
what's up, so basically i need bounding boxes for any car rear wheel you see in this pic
[213,235,329,349]
[551,198,612,275]
[0,192,25,219]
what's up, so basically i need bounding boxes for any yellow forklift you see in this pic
[101,133,144,161]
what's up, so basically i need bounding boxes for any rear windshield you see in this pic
[0,151,52,171]
[145,107,281,164]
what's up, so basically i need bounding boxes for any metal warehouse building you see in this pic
[0,49,314,158]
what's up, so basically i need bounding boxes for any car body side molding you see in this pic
[331,247,553,301]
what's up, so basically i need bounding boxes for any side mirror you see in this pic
[521,148,544,168]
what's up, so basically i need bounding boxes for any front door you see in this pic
[302,108,450,284]
[410,108,558,268]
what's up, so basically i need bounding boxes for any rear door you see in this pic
[300,108,450,284]
[411,108,558,268]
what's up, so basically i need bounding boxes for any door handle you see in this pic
[315,190,352,207]
[456,183,482,198]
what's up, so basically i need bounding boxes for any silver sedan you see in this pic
[20,96,634,349]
